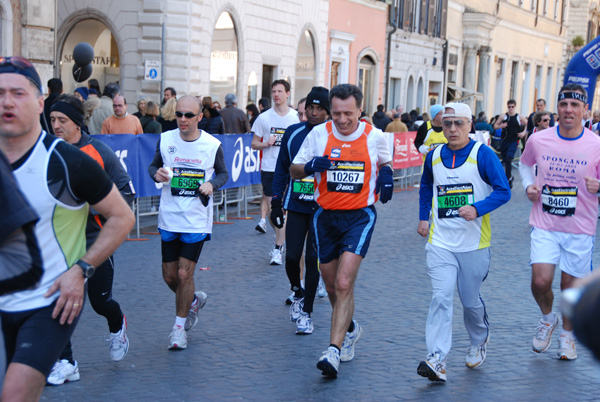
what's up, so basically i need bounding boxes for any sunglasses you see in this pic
[0,56,42,90]
[442,120,467,128]
[175,111,199,119]
[541,118,550,122]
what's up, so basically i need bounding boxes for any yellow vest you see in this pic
[422,121,447,161]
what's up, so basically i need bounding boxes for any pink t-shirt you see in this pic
[521,126,600,235]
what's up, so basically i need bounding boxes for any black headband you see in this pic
[558,91,588,104]
[50,101,84,128]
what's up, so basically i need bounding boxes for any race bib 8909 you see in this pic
[437,183,474,219]
[171,167,205,197]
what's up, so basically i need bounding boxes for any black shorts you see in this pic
[1,301,80,377]
[161,238,206,263]
[261,171,275,197]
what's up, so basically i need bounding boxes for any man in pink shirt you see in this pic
[519,83,600,360]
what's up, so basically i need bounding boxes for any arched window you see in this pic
[60,19,120,94]
[294,30,316,104]
[407,76,415,111]
[417,77,424,113]
[210,12,239,105]
[358,56,375,114]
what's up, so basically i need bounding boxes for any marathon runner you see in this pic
[271,86,330,335]
[291,83,394,378]
[519,83,600,360]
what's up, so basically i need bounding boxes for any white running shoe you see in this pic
[47,359,80,385]
[465,336,488,368]
[417,353,447,382]
[557,334,577,360]
[317,346,340,378]
[269,248,282,265]
[317,275,327,298]
[296,312,313,335]
[109,315,129,361]
[185,291,208,331]
[289,297,304,322]
[340,320,362,362]
[255,219,267,233]
[285,292,294,305]
[532,314,559,353]
[168,325,187,350]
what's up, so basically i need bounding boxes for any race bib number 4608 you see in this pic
[541,185,577,216]
[326,160,365,193]
[437,183,474,219]
[171,167,205,197]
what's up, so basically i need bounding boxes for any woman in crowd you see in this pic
[139,101,162,134]
[134,97,147,119]
[198,96,225,134]
[246,103,260,127]
[158,98,178,132]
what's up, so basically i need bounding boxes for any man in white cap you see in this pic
[416,102,510,382]
[414,104,446,161]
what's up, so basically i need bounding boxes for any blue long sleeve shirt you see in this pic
[272,121,318,215]
[419,140,511,221]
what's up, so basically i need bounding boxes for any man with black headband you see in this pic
[0,57,134,401]
[46,95,135,385]
[519,83,600,360]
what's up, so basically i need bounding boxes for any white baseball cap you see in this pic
[443,102,472,119]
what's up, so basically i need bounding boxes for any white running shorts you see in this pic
[530,227,593,278]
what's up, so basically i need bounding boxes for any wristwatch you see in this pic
[75,259,95,278]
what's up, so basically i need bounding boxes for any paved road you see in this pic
[41,175,600,401]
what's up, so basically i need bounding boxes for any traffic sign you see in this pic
[145,60,161,81]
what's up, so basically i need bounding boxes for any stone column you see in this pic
[476,47,491,114]
[462,46,478,92]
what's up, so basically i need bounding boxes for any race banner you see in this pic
[392,131,422,170]
[92,133,261,198]
[563,35,600,106]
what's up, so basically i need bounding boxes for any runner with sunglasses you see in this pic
[148,95,229,350]
[417,102,510,382]
[0,56,134,401]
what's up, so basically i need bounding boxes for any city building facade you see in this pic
[446,0,567,118]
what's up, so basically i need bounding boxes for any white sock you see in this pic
[259,218,265,224]
[560,329,574,338]
[174,316,186,328]
[542,312,555,323]
[300,279,305,288]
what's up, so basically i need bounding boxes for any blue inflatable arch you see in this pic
[563,36,600,106]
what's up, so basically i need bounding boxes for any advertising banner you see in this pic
[92,133,261,198]
[563,36,600,106]
[392,131,422,170]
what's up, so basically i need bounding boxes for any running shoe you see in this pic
[417,353,447,382]
[47,360,80,385]
[317,346,340,378]
[269,248,282,265]
[532,313,559,353]
[465,336,488,368]
[109,315,129,361]
[255,219,267,233]
[289,297,304,322]
[340,320,362,362]
[296,312,313,335]
[557,334,577,360]
[317,275,327,298]
[285,292,294,305]
[185,291,208,331]
[168,325,187,350]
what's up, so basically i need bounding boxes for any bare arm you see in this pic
[251,134,275,150]
[290,163,307,180]
[493,114,507,130]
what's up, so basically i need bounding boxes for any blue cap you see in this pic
[430,104,444,120]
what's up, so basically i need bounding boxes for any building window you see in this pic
[407,76,415,111]
[294,30,316,105]
[331,62,340,87]
[358,56,375,114]
[210,12,238,105]
[553,0,559,19]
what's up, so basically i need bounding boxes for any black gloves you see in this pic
[376,165,394,204]
[304,155,331,175]
[270,196,284,228]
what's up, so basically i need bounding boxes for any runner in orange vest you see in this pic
[291,84,393,378]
